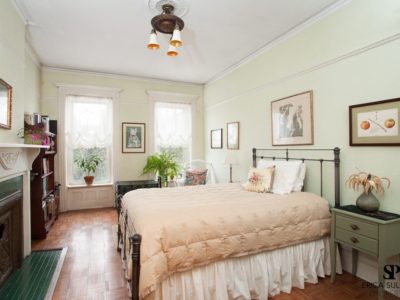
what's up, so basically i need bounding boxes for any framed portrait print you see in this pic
[227,122,239,149]
[210,129,222,149]
[271,91,313,146]
[0,79,12,129]
[122,122,145,153]
[349,98,400,146]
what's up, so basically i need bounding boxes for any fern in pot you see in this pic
[142,151,180,187]
[74,152,103,185]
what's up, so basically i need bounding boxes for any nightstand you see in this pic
[331,205,400,300]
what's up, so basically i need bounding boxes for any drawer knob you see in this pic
[350,224,359,230]
[350,237,359,244]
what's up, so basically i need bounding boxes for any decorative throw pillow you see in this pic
[257,160,302,194]
[243,166,275,193]
[184,169,208,186]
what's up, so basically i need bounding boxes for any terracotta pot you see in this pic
[84,176,94,185]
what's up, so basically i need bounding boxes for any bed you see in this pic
[116,148,342,300]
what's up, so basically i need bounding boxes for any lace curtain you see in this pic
[65,95,113,185]
[154,101,192,162]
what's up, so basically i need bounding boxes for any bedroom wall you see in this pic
[40,68,204,182]
[204,0,400,212]
[0,0,41,143]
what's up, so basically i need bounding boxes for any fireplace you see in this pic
[0,176,23,287]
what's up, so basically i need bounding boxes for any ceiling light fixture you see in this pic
[147,3,184,56]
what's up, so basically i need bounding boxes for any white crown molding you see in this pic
[205,32,400,111]
[42,66,203,87]
[205,0,352,86]
[11,0,28,25]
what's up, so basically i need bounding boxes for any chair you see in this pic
[177,159,216,186]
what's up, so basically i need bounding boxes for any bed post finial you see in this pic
[129,234,142,300]
[252,148,256,167]
[333,147,341,207]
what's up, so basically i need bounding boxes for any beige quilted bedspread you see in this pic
[121,183,331,299]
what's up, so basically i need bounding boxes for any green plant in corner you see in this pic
[74,152,104,185]
[142,151,180,186]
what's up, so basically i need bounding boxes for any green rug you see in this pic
[0,248,67,300]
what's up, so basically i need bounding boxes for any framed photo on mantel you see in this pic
[349,98,400,146]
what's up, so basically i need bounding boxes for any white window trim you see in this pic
[147,90,199,155]
[57,83,121,211]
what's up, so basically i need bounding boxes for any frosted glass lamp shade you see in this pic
[167,45,178,57]
[224,152,239,165]
[170,27,182,47]
[147,30,160,50]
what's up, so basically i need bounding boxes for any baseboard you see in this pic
[340,245,400,296]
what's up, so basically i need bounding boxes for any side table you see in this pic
[331,205,400,300]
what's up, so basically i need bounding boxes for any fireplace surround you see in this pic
[0,176,23,287]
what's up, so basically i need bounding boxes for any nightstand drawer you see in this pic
[336,214,378,239]
[336,228,378,255]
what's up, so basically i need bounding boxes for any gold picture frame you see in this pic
[227,122,239,149]
[271,91,313,146]
[0,79,12,129]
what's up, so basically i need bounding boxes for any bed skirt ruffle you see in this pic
[148,237,341,300]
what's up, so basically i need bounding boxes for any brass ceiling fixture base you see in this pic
[151,4,184,34]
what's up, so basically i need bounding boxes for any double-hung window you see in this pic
[153,100,193,163]
[65,95,113,186]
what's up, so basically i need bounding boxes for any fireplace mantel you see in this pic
[0,143,49,257]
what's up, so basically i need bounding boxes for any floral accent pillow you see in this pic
[184,169,208,186]
[243,166,275,193]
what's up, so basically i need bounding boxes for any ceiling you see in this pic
[16,0,342,84]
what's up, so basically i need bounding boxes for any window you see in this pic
[154,101,192,163]
[65,95,113,185]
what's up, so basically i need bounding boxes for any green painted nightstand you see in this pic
[330,205,400,300]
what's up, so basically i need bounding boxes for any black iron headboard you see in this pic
[252,147,341,207]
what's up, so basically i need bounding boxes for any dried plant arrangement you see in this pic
[346,172,391,195]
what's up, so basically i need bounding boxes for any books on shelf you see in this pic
[42,177,48,198]
[42,158,50,174]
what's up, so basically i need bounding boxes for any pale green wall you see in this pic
[0,0,41,142]
[204,0,400,212]
[40,69,204,181]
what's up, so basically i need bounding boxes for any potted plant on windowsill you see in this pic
[142,151,180,187]
[74,153,103,185]
[346,172,391,212]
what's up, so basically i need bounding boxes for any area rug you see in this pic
[0,247,67,300]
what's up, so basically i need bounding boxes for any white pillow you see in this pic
[257,160,302,194]
[293,163,306,192]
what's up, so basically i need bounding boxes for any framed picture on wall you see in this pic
[210,129,223,149]
[122,122,145,153]
[271,91,314,146]
[349,98,400,146]
[0,78,12,129]
[227,122,239,149]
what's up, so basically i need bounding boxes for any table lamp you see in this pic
[224,152,238,183]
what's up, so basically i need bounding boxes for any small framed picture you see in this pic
[349,98,400,146]
[211,129,223,149]
[122,122,145,153]
[271,91,313,146]
[227,122,239,149]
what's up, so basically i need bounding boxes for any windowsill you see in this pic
[66,183,113,189]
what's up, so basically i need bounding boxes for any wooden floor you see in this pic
[32,208,399,300]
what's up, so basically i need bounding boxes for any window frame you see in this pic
[58,84,120,193]
[147,91,199,159]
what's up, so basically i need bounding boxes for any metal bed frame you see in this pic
[117,147,341,299]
